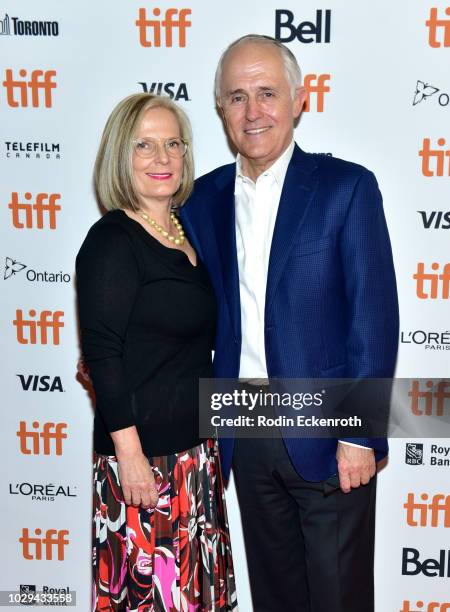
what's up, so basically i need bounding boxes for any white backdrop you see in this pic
[1,1,449,610]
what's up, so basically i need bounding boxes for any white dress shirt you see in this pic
[234,141,363,450]
[235,140,295,379]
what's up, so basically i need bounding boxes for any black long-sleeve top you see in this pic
[76,209,216,456]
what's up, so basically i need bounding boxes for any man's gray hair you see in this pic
[214,34,302,104]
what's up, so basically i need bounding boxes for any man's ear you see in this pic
[293,86,307,118]
[218,101,227,126]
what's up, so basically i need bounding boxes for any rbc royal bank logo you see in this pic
[136,8,191,47]
[405,443,424,465]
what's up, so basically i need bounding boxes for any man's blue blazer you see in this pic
[181,144,399,482]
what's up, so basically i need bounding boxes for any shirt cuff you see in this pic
[338,440,371,449]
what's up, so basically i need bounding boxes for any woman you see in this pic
[76,93,237,611]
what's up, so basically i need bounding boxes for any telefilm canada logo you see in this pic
[138,81,190,101]
[3,141,61,161]
[3,257,71,284]
[0,13,59,36]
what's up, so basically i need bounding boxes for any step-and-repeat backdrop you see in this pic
[1,1,449,610]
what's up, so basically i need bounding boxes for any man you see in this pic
[181,35,399,611]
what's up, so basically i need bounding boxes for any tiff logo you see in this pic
[17,421,67,455]
[426,7,450,48]
[413,263,450,299]
[303,74,331,112]
[3,69,56,108]
[19,528,69,560]
[410,380,450,415]
[404,492,450,527]
[13,309,64,345]
[8,192,61,229]
[419,138,450,176]
[136,8,191,47]
[401,601,450,612]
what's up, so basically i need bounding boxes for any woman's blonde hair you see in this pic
[94,93,194,211]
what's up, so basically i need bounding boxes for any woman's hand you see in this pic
[76,356,91,383]
[111,426,159,509]
[116,451,159,509]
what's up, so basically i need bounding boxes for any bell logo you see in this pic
[413,263,450,299]
[426,7,450,48]
[404,492,450,527]
[303,74,331,112]
[419,138,450,176]
[409,380,450,415]
[136,8,191,48]
[2,69,56,108]
[19,528,69,560]
[17,421,67,456]
[275,9,331,44]
[402,548,450,577]
[9,192,61,229]
[13,310,64,345]
[401,601,450,612]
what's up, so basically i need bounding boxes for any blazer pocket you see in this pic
[290,236,334,257]
[321,362,347,377]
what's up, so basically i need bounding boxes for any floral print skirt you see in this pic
[92,439,238,611]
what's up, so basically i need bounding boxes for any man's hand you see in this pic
[336,442,376,494]
[117,452,159,509]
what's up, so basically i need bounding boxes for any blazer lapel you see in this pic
[210,168,241,342]
[266,146,319,315]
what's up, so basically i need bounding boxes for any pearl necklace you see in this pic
[138,211,185,246]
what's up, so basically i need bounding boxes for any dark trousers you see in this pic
[232,435,376,612]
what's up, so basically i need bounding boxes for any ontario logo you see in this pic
[413,80,449,107]
[3,257,71,283]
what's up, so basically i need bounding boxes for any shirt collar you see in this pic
[236,140,295,187]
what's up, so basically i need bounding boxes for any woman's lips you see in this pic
[147,173,172,180]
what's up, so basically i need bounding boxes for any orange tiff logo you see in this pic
[404,492,450,527]
[136,8,191,47]
[419,138,450,176]
[303,74,331,112]
[13,309,64,345]
[426,7,450,47]
[19,528,69,560]
[8,192,61,229]
[17,421,67,455]
[401,601,450,612]
[413,263,450,299]
[2,69,57,108]
[409,380,450,416]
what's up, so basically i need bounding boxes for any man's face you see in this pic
[219,43,306,179]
